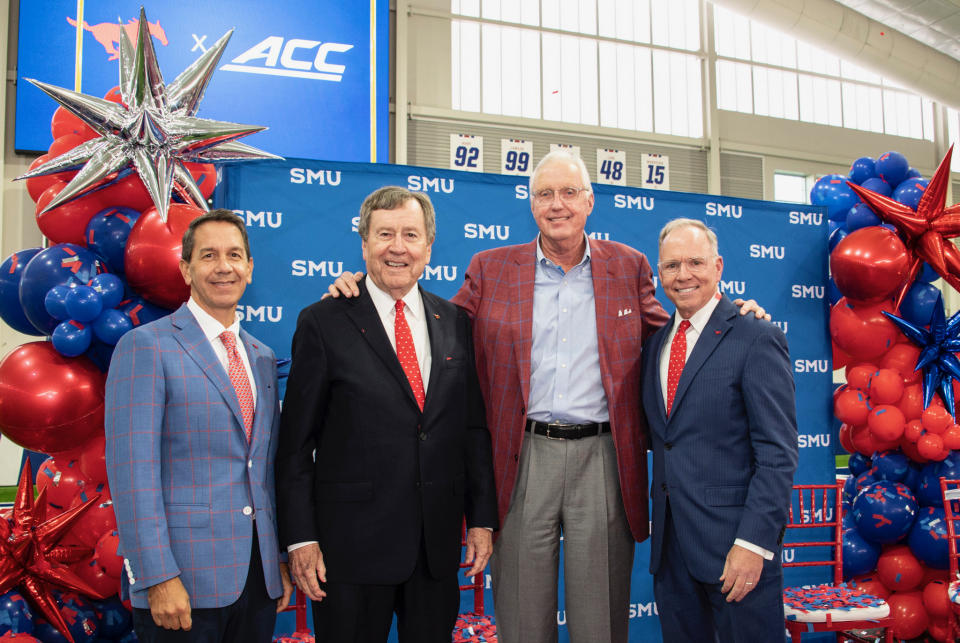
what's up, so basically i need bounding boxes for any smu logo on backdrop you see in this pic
[772,320,789,334]
[234,209,283,228]
[792,285,825,299]
[795,359,829,373]
[221,36,354,82]
[291,260,344,277]
[420,265,458,281]
[706,202,742,218]
[789,210,823,226]
[290,168,342,185]
[613,195,655,210]
[407,176,454,193]
[719,280,746,296]
[629,603,659,619]
[749,244,785,260]
[799,434,832,448]
[235,305,282,323]
[464,224,510,240]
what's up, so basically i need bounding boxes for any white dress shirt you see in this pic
[187,297,257,407]
[657,292,773,561]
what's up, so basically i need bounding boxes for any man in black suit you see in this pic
[275,186,498,643]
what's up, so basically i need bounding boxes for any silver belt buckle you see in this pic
[544,423,571,440]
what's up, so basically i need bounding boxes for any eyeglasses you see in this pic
[532,187,589,205]
[658,256,715,275]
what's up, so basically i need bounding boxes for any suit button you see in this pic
[664,442,673,450]
[248,460,253,468]
[419,432,427,441]
[242,506,253,516]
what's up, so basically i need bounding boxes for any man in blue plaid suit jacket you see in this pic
[106,210,293,642]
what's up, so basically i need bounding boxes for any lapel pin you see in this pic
[446,356,452,361]
[715,330,721,335]
[434,313,440,319]
[361,328,366,334]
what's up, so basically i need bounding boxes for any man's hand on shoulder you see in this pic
[323,271,365,300]
[288,543,328,601]
[733,298,771,321]
[147,576,192,630]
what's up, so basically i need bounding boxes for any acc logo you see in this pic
[464,224,509,240]
[789,211,823,225]
[235,305,282,323]
[794,359,829,373]
[706,203,742,218]
[235,209,282,229]
[421,265,458,281]
[222,36,354,81]
[613,195,655,210]
[291,260,344,277]
[799,434,832,448]
[749,244,785,260]
[791,285,824,299]
[719,280,745,296]
[407,176,454,193]
[290,169,342,185]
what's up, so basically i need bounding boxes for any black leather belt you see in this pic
[525,420,611,440]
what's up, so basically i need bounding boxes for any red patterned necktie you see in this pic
[220,331,254,441]
[395,300,425,411]
[666,320,691,417]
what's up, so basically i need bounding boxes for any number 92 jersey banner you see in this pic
[215,158,833,642]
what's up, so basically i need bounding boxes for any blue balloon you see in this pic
[845,470,876,504]
[892,177,928,211]
[33,619,71,642]
[917,453,960,506]
[89,273,124,310]
[91,596,130,639]
[849,452,872,476]
[876,151,910,186]
[851,480,917,543]
[908,506,949,569]
[53,591,98,643]
[52,320,93,357]
[811,174,858,219]
[848,156,876,184]
[85,207,142,274]
[860,177,892,198]
[842,527,882,579]
[872,450,909,482]
[0,589,35,635]
[64,285,103,323]
[92,309,133,345]
[917,262,940,283]
[18,244,102,335]
[827,278,842,306]
[828,226,849,254]
[902,463,922,492]
[0,248,44,336]
[43,285,72,321]
[84,339,116,373]
[904,167,922,180]
[845,203,881,231]
[899,282,941,328]
[118,296,173,328]
[842,504,857,531]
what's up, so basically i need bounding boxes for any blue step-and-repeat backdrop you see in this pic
[215,159,834,641]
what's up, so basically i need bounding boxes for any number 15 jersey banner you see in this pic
[215,158,834,642]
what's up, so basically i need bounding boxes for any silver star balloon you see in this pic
[17,7,281,221]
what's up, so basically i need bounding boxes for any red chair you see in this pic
[782,481,894,643]
[939,478,960,642]
[278,586,310,635]
[458,519,487,615]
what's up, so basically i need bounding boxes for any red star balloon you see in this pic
[0,461,109,643]
[848,145,960,308]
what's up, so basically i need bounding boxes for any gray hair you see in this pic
[529,150,593,195]
[357,186,436,242]
[658,218,719,256]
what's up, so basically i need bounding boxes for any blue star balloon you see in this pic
[883,292,960,419]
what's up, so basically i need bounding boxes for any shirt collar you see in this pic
[535,233,591,268]
[672,292,722,335]
[186,297,241,342]
[365,275,424,321]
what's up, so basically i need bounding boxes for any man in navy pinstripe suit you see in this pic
[106,210,293,642]
[640,218,798,642]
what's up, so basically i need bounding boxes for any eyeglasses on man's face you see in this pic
[658,256,716,275]
[532,186,589,205]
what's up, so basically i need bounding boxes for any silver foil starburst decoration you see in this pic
[17,7,281,221]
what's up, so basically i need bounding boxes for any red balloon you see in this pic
[57,432,108,484]
[922,580,951,619]
[70,557,120,599]
[830,298,899,361]
[928,618,949,643]
[903,419,924,443]
[124,203,203,309]
[882,344,922,384]
[25,155,76,204]
[878,546,924,591]
[35,456,88,513]
[68,483,117,548]
[831,226,911,303]
[846,364,877,391]
[849,574,890,599]
[868,368,904,405]
[922,405,953,434]
[93,172,155,212]
[47,133,86,158]
[0,342,105,454]
[900,436,928,463]
[103,85,124,105]
[867,404,905,442]
[899,384,925,421]
[886,590,929,640]
[918,433,946,460]
[942,424,960,450]
[839,423,856,453]
[35,182,107,245]
[850,423,878,456]
[94,529,122,578]
[51,106,98,141]
[832,342,853,370]
[185,162,218,199]
[835,388,871,426]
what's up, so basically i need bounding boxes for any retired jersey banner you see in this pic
[16,0,389,161]
[216,159,832,642]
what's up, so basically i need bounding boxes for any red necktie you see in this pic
[666,320,691,416]
[220,331,254,441]
[395,300,425,411]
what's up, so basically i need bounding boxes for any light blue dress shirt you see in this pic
[526,236,609,424]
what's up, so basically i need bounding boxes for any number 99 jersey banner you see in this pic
[215,158,833,643]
